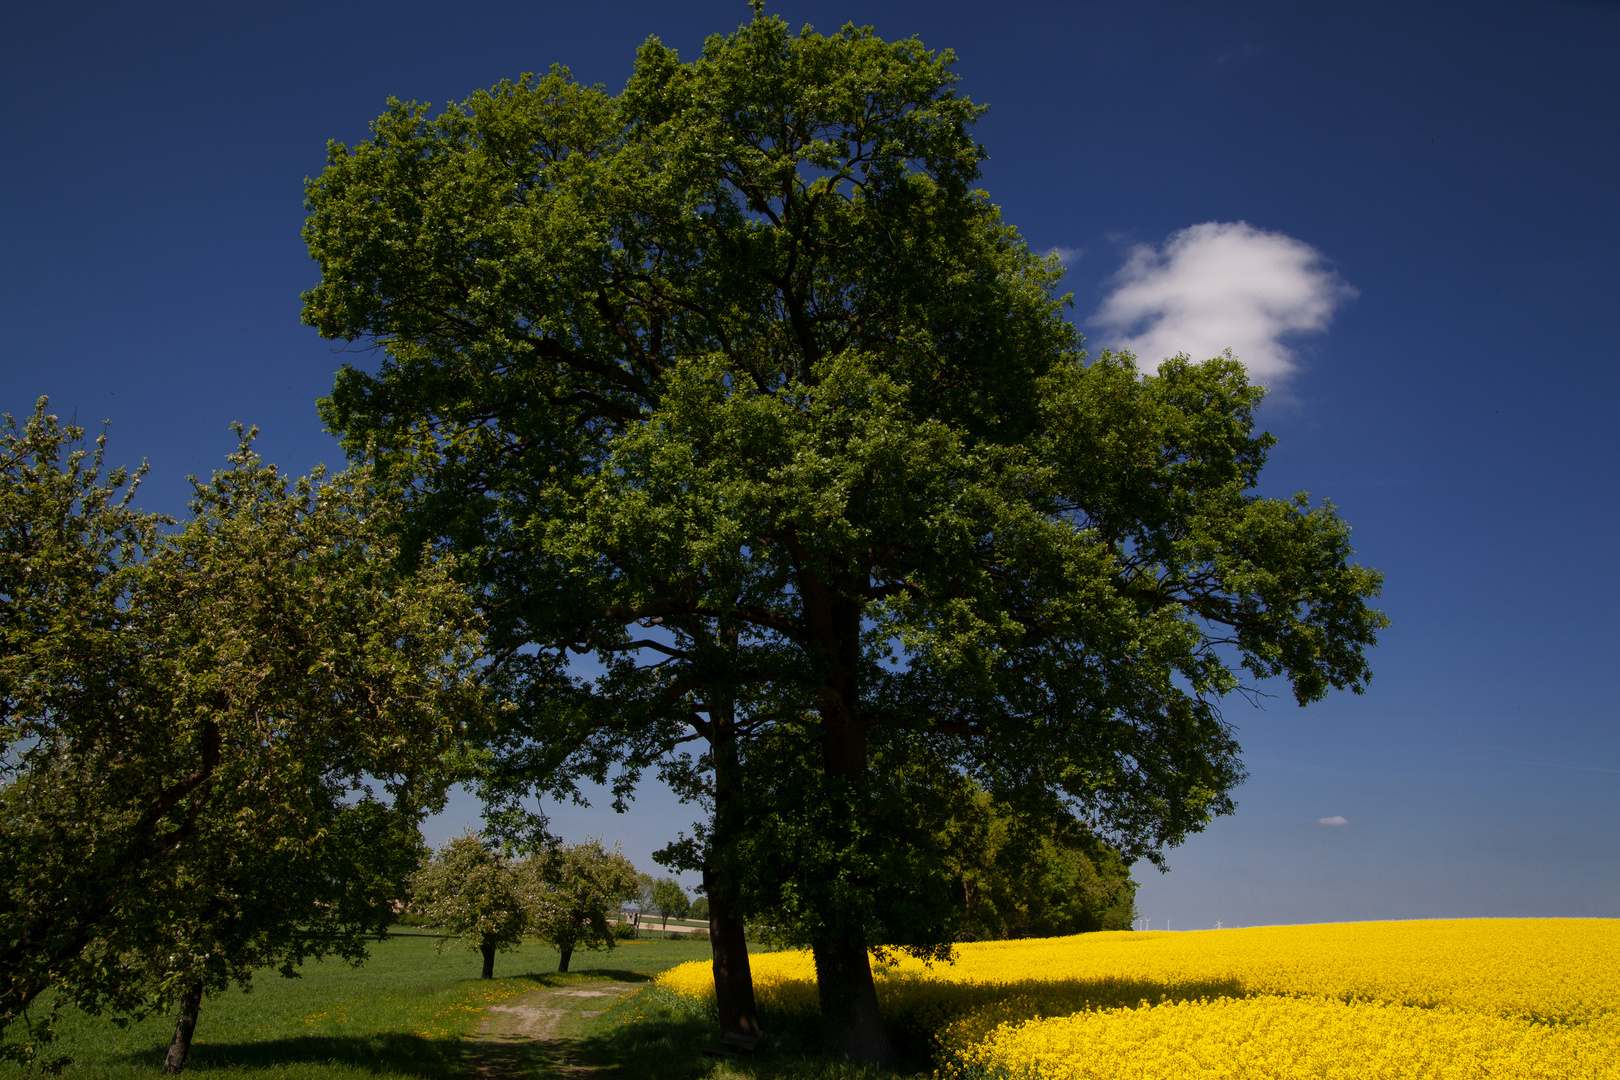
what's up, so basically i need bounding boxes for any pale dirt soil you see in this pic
[467,982,642,1079]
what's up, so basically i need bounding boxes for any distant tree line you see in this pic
[947,793,1137,941]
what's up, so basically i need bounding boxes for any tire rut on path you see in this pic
[467,981,642,1079]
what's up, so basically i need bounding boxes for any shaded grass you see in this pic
[572,985,928,1080]
[7,933,932,1078]
[0,933,709,1078]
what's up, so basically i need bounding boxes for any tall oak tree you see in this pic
[302,13,1387,1061]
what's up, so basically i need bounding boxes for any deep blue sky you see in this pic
[5,0,1616,929]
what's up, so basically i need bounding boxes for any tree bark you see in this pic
[161,980,204,1075]
[706,680,762,1041]
[812,931,892,1063]
[705,866,761,1040]
[558,943,573,973]
[807,594,892,1064]
[480,942,496,979]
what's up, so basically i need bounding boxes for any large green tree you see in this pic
[0,403,487,1071]
[302,12,1387,1062]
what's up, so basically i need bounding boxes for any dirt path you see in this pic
[466,981,643,1079]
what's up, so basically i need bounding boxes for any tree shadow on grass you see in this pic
[132,1031,570,1078]
[504,968,655,987]
[567,974,1257,1080]
[114,974,1252,1078]
[569,987,921,1080]
[113,1032,459,1077]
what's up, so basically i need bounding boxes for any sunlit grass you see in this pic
[1,932,709,1078]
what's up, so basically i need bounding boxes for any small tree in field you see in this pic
[632,873,656,922]
[650,878,691,938]
[411,832,527,979]
[526,840,638,971]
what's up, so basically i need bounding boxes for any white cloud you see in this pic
[1046,246,1084,265]
[1317,815,1349,826]
[1091,221,1356,383]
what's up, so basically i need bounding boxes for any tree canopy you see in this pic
[302,11,1387,1062]
[650,877,692,936]
[411,831,530,979]
[946,791,1138,941]
[0,402,489,1071]
[527,838,639,971]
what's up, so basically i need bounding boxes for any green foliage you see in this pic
[945,793,1137,941]
[650,878,691,925]
[688,898,710,921]
[301,9,1387,1050]
[527,839,640,970]
[633,874,657,916]
[720,738,1135,952]
[0,401,489,1065]
[410,832,529,975]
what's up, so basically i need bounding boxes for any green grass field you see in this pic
[3,934,908,1079]
[0,934,705,1079]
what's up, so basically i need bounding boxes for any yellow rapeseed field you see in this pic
[657,919,1620,1078]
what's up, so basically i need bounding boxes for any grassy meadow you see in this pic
[1,933,716,1080]
[18,919,1620,1078]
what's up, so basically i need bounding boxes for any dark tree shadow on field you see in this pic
[118,1032,454,1076]
[121,1030,580,1077]
[475,967,653,990]
[569,975,1256,1080]
[110,974,1251,1078]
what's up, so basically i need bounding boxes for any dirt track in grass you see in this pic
[467,981,643,1079]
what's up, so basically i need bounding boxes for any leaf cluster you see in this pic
[409,832,640,965]
[299,12,1388,958]
[0,401,490,1059]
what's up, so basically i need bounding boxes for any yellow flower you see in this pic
[657,919,1620,1079]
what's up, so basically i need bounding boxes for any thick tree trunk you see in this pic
[706,682,762,1041]
[161,981,204,1075]
[808,606,892,1064]
[704,867,760,1040]
[480,942,496,980]
[558,944,573,973]
[812,931,892,1063]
